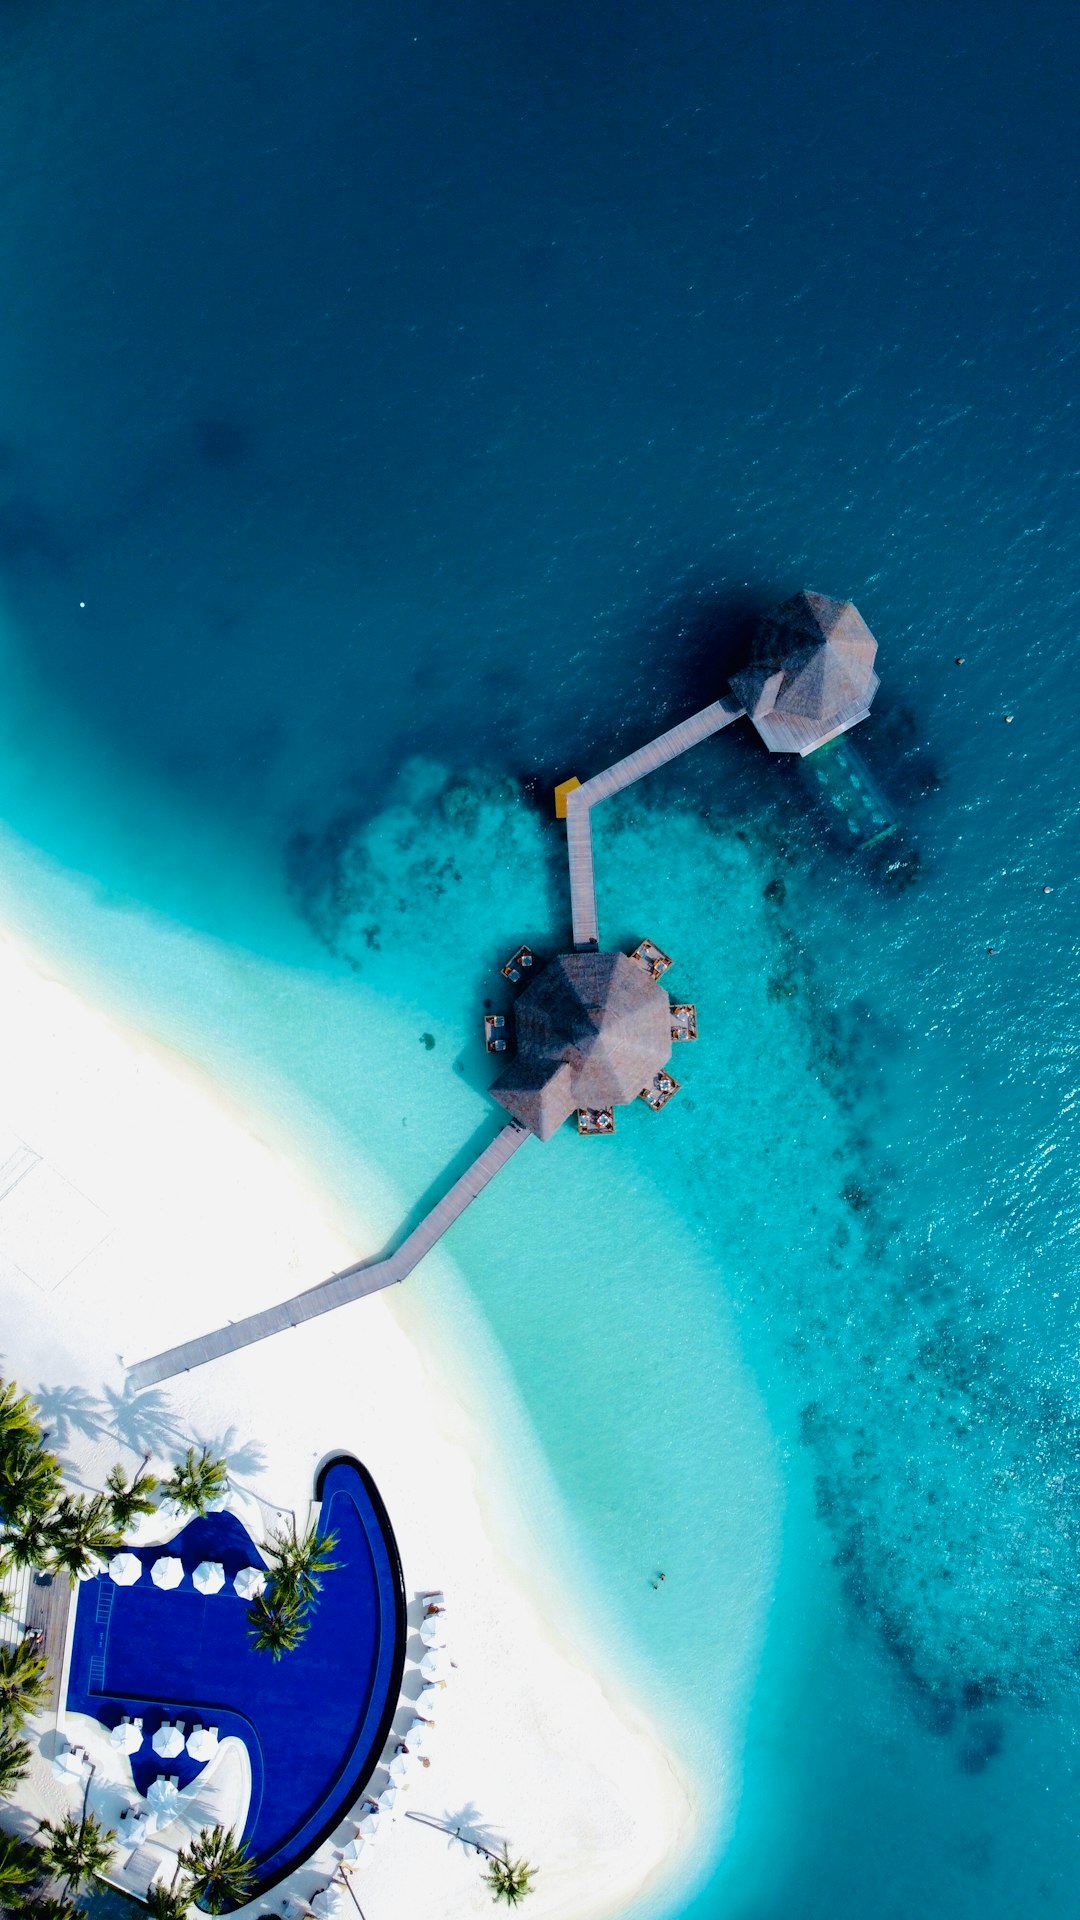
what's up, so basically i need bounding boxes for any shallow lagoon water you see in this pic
[1,2,1079,1915]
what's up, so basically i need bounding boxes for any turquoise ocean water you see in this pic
[1,3,1079,1914]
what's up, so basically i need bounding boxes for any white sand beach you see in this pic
[0,922,696,1919]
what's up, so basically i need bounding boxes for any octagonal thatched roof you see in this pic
[730,591,879,755]
[491,951,672,1140]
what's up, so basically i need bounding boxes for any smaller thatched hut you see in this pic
[730,590,880,755]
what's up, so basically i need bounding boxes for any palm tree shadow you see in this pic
[33,1383,107,1447]
[436,1802,505,1856]
[197,1425,266,1480]
[100,1378,182,1459]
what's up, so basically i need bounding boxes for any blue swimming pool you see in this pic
[67,1456,405,1894]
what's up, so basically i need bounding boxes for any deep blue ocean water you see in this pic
[1,2,1079,1914]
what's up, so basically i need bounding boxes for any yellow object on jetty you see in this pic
[554,776,581,819]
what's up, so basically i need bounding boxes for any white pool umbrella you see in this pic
[233,1566,266,1600]
[404,1719,432,1752]
[419,1649,451,1683]
[147,1776,181,1812]
[376,1786,401,1818]
[187,1726,219,1762]
[193,1560,225,1595]
[311,1883,351,1920]
[387,1752,414,1785]
[152,1723,184,1759]
[348,1845,376,1872]
[355,1812,380,1840]
[419,1614,446,1648]
[111,1721,143,1755]
[151,1556,184,1590]
[51,1748,85,1782]
[109,1552,142,1587]
[414,1685,441,1718]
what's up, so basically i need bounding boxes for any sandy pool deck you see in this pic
[0,923,695,1920]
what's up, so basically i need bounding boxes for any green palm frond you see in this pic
[0,1827,40,1894]
[177,1825,255,1914]
[163,1449,228,1518]
[0,1638,49,1727]
[2,1509,54,1573]
[37,1812,115,1895]
[46,1495,122,1584]
[0,1380,41,1441]
[0,1435,63,1525]
[0,1722,31,1796]
[145,1876,193,1920]
[246,1591,309,1660]
[481,1845,538,1905]
[16,1897,86,1920]
[104,1462,159,1531]
[263,1522,339,1609]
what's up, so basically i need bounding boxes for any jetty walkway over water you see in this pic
[129,699,740,1387]
[563,694,745,948]
[127,1123,531,1389]
[128,591,884,1387]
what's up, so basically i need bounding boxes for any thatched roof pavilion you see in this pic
[491,951,673,1140]
[729,591,879,755]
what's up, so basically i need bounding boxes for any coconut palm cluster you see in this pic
[0,1805,114,1920]
[245,1520,339,1660]
[0,1802,254,1919]
[1,1378,229,1589]
[1,1371,231,1913]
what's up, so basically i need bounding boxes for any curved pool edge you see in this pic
[242,1453,407,1896]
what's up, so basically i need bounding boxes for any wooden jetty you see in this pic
[127,1122,531,1388]
[563,695,745,948]
[1,1559,71,1710]
[23,1572,72,1711]
[123,590,885,1389]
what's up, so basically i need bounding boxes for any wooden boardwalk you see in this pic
[564,694,745,947]
[26,1573,72,1711]
[128,1122,532,1387]
[125,695,752,1388]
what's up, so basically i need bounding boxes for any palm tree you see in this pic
[0,1828,39,1897]
[246,1591,309,1661]
[38,1811,115,1896]
[0,1379,41,1441]
[263,1522,339,1610]
[145,1877,192,1920]
[163,1449,228,1518]
[481,1845,537,1906]
[176,1825,255,1914]
[2,1508,54,1573]
[404,1814,537,1905]
[104,1460,158,1532]
[46,1496,121,1585]
[0,1436,63,1525]
[0,1722,31,1796]
[0,1638,49,1727]
[16,1897,85,1920]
